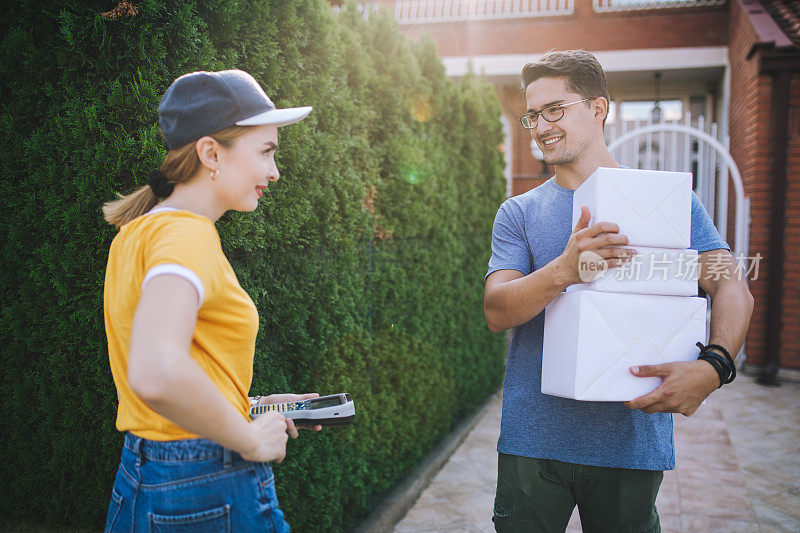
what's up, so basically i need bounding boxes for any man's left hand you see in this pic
[624,361,719,416]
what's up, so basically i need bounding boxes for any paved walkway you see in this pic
[395,374,800,533]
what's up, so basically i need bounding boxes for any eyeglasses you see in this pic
[519,99,591,129]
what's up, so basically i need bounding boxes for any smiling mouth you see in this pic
[540,135,564,148]
[256,185,267,198]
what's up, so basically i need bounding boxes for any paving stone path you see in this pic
[395,374,800,533]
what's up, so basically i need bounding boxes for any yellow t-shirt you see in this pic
[104,208,258,440]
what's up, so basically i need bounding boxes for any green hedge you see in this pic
[0,1,507,530]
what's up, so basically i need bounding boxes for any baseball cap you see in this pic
[158,69,313,150]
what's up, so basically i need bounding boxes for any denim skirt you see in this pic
[105,432,290,532]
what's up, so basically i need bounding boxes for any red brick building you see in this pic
[380,0,800,376]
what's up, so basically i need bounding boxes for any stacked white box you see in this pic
[542,292,706,401]
[543,167,705,401]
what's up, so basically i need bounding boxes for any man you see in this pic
[484,50,753,532]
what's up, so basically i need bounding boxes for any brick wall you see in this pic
[398,0,728,56]
[782,73,800,369]
[728,0,800,370]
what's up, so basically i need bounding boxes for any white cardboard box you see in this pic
[566,247,699,296]
[572,167,692,249]
[542,291,706,401]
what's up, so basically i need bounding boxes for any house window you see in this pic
[619,100,683,122]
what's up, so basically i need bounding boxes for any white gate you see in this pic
[606,112,750,262]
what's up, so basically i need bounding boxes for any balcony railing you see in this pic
[593,0,726,13]
[395,0,574,24]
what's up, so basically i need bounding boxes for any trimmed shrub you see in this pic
[0,1,506,530]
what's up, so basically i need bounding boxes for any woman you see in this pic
[102,69,317,532]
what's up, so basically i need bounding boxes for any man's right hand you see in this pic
[556,205,636,286]
[484,206,636,332]
[240,411,290,463]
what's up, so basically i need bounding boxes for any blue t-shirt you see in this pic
[486,177,729,471]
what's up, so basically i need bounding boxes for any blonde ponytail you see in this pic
[102,185,160,229]
[102,125,250,230]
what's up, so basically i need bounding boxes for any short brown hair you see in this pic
[521,49,610,105]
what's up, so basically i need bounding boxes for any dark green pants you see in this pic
[493,453,662,533]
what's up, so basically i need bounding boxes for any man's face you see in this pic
[525,77,599,166]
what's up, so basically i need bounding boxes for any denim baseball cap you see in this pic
[158,69,313,150]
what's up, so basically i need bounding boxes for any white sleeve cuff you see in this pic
[142,264,204,308]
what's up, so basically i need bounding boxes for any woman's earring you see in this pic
[210,169,217,180]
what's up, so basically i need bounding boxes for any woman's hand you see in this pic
[258,393,323,434]
[240,411,290,463]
